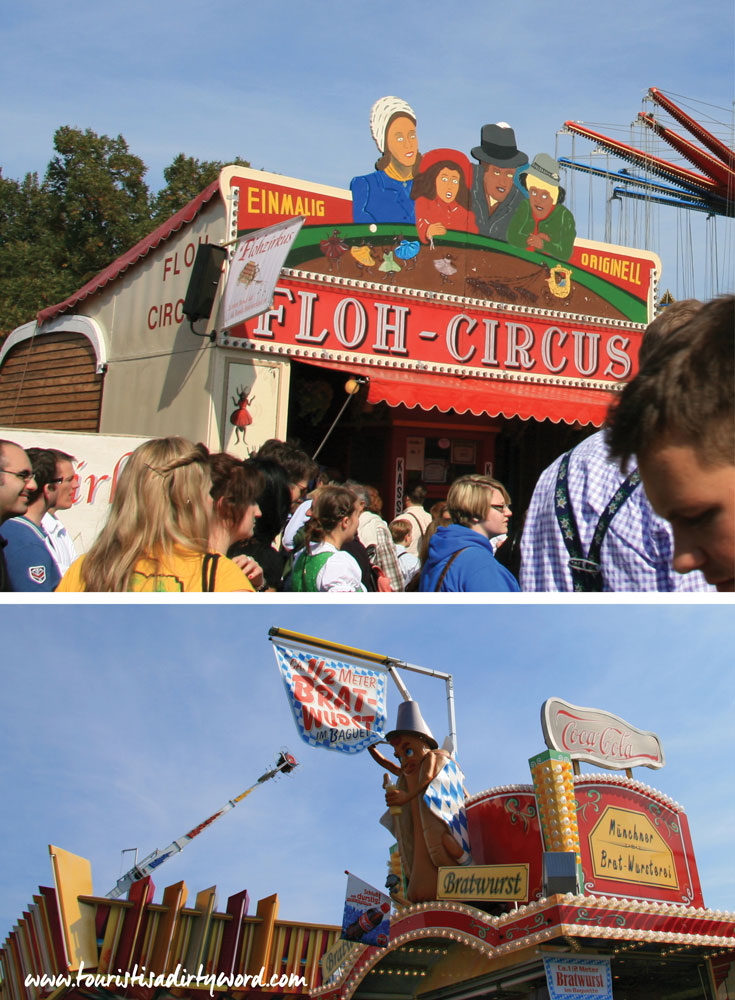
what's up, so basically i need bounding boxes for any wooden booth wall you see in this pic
[0,333,103,432]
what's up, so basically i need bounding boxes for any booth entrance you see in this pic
[287,360,592,523]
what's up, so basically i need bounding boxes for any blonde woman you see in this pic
[419,474,520,592]
[57,438,252,592]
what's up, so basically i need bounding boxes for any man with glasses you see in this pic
[0,440,37,591]
[1,447,62,591]
[41,449,78,575]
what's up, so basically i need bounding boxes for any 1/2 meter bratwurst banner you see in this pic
[272,643,388,753]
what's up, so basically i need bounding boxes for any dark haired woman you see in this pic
[411,148,478,246]
[227,457,291,590]
[292,486,366,592]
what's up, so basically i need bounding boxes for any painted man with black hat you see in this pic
[470,122,528,241]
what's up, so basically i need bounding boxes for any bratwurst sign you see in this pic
[273,643,388,753]
[541,698,665,770]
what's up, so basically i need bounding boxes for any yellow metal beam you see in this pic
[268,627,391,666]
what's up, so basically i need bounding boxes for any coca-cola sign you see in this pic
[541,698,665,770]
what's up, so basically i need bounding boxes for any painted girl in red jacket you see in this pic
[411,148,478,246]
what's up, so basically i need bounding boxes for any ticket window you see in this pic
[402,434,494,507]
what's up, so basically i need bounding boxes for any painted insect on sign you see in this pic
[230,385,255,445]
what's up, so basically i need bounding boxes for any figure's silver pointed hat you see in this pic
[385,700,438,749]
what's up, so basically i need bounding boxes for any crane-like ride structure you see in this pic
[106,751,298,899]
[560,87,735,218]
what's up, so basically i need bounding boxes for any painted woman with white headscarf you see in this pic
[350,96,422,225]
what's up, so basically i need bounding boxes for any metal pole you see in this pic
[311,378,367,462]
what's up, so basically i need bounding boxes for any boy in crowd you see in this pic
[390,519,421,588]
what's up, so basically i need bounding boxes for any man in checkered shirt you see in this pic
[520,302,713,593]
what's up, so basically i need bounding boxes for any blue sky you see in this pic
[2,0,733,300]
[1,604,733,939]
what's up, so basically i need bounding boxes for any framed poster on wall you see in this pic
[223,359,282,457]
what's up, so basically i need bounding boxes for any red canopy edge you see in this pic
[296,358,618,427]
[37,179,222,326]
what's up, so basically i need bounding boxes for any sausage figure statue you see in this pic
[369,700,471,902]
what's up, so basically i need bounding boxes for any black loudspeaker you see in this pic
[542,852,579,897]
[183,244,227,322]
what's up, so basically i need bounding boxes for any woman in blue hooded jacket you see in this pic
[419,475,520,592]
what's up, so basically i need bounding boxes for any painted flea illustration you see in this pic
[507,154,577,261]
[319,229,349,271]
[470,123,528,242]
[230,386,255,445]
[433,253,458,285]
[351,242,377,274]
[351,96,421,225]
[394,235,420,268]
[411,148,478,246]
[379,249,402,280]
[369,701,469,903]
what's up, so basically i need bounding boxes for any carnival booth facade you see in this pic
[0,99,663,519]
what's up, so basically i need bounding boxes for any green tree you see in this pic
[45,126,152,285]
[0,171,70,336]
[0,128,254,340]
[151,153,250,224]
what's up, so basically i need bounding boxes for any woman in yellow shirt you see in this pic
[57,438,253,592]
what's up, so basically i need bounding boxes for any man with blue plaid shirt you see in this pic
[519,430,712,592]
[520,300,713,593]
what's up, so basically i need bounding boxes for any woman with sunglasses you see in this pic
[57,438,253,592]
[419,474,520,592]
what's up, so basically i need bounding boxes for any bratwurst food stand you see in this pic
[2,692,733,1000]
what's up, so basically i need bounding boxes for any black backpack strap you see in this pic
[555,450,641,592]
[201,552,220,592]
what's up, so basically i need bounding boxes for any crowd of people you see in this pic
[0,296,732,594]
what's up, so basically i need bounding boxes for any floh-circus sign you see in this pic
[220,95,660,363]
[272,643,388,753]
[230,276,637,385]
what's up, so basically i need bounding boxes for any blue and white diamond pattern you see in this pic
[423,757,472,858]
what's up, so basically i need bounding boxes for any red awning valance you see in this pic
[297,359,617,427]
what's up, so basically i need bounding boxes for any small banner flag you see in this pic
[543,956,613,999]
[341,873,391,948]
[272,643,388,753]
[423,756,472,859]
[222,216,305,328]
